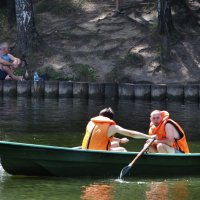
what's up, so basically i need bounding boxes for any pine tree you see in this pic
[157,0,174,61]
[15,0,39,56]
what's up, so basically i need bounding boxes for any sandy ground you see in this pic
[2,0,200,83]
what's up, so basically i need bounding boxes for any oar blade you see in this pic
[119,165,132,180]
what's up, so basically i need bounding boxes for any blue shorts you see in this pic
[175,149,183,154]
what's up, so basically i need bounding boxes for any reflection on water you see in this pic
[81,184,113,200]
[0,175,82,200]
[145,181,188,200]
[0,98,199,151]
[79,178,200,200]
[0,98,200,200]
[146,182,169,200]
[0,168,199,200]
[0,163,7,183]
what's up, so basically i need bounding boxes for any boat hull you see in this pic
[0,141,199,177]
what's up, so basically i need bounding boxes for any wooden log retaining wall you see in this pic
[0,80,200,101]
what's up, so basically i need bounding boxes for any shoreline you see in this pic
[0,80,199,101]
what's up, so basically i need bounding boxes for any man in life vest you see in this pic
[82,107,156,151]
[147,110,190,153]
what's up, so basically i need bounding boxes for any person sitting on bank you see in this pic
[146,110,190,154]
[0,42,23,81]
[82,107,155,152]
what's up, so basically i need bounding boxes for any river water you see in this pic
[0,98,199,200]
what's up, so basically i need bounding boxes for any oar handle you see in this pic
[128,138,155,167]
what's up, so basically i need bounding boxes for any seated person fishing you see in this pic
[146,110,190,154]
[0,42,23,81]
[82,107,155,151]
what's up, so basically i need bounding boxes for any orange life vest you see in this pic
[82,116,116,150]
[149,111,190,153]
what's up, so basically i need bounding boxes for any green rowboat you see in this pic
[0,141,199,177]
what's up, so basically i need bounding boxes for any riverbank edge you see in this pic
[0,80,199,101]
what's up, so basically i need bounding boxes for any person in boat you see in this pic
[82,107,155,151]
[146,110,190,154]
[0,42,23,81]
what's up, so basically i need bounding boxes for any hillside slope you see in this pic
[1,0,200,83]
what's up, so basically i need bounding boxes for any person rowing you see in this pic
[82,107,155,151]
[146,110,190,154]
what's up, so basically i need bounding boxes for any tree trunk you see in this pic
[115,0,120,11]
[157,0,173,62]
[157,0,174,35]
[15,0,39,57]
[160,35,170,62]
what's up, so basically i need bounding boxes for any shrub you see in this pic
[71,64,97,81]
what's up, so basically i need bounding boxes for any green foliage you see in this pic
[36,64,97,81]
[143,1,156,12]
[57,32,80,40]
[71,64,97,81]
[14,68,26,76]
[106,65,121,83]
[120,52,144,67]
[42,47,54,58]
[0,8,8,38]
[156,45,161,56]
[37,67,70,80]
[107,52,144,82]
[149,23,158,33]
[34,64,96,81]
[106,65,132,83]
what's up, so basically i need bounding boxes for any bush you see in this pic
[122,52,144,67]
[71,64,97,81]
[14,68,26,76]
[37,67,69,80]
[0,8,8,38]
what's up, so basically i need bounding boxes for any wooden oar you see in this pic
[119,138,155,180]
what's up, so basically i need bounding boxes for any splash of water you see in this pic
[0,163,6,182]
[114,178,130,184]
